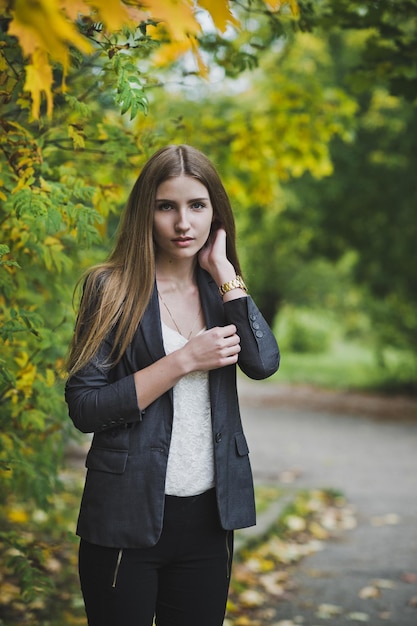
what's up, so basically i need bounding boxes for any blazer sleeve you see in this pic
[65,335,143,434]
[223,296,280,380]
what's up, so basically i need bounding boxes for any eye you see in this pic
[191,201,205,210]
[156,202,173,211]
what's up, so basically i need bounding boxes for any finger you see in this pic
[223,334,240,348]
[221,324,237,337]
[213,228,226,246]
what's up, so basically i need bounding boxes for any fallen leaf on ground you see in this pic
[378,612,391,620]
[239,589,265,608]
[370,513,400,526]
[309,520,330,539]
[259,537,323,564]
[409,595,417,608]
[258,571,286,596]
[235,616,261,626]
[371,578,396,589]
[359,585,380,599]
[257,607,275,620]
[347,612,370,621]
[279,467,303,483]
[285,515,307,532]
[316,603,343,619]
[401,572,417,584]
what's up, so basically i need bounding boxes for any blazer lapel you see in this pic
[138,283,166,364]
[197,267,224,330]
[197,268,226,418]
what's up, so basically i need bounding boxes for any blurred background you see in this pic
[1,1,416,623]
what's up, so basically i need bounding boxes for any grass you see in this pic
[270,338,417,394]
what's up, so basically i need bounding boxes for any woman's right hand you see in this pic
[133,325,240,411]
[181,324,241,372]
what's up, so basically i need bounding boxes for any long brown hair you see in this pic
[67,144,242,375]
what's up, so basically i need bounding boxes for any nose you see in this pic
[175,208,190,232]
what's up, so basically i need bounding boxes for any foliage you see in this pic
[2,0,300,119]
[0,0,303,613]
[277,308,333,354]
[299,0,417,101]
[0,469,84,625]
[283,28,417,353]
[272,333,417,392]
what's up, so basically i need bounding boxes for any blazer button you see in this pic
[255,330,264,338]
[215,432,222,443]
[252,322,260,330]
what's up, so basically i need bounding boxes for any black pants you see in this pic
[78,489,234,626]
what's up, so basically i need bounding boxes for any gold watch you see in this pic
[218,275,248,296]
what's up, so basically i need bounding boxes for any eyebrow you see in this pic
[155,197,210,203]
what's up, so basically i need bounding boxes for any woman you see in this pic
[65,144,280,626]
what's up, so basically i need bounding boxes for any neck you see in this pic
[155,258,198,291]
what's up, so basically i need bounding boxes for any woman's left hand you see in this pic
[199,227,245,296]
[198,228,231,278]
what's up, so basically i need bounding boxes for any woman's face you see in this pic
[153,175,214,263]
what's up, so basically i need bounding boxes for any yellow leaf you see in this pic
[151,28,208,75]
[0,581,21,604]
[262,0,282,10]
[9,0,93,117]
[190,36,209,77]
[45,368,55,387]
[145,0,201,41]
[87,0,134,30]
[9,0,92,60]
[15,352,29,369]
[152,37,192,66]
[60,0,90,21]
[24,48,53,118]
[309,520,329,539]
[44,235,64,250]
[16,362,37,398]
[7,507,30,524]
[68,123,86,149]
[198,0,239,32]
[262,0,299,15]
[288,0,300,16]
[0,48,7,71]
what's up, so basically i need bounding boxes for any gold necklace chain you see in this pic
[158,291,202,340]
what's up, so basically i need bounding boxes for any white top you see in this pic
[161,322,215,497]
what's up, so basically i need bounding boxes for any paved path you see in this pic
[237,379,417,626]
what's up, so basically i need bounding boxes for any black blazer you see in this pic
[65,268,280,548]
